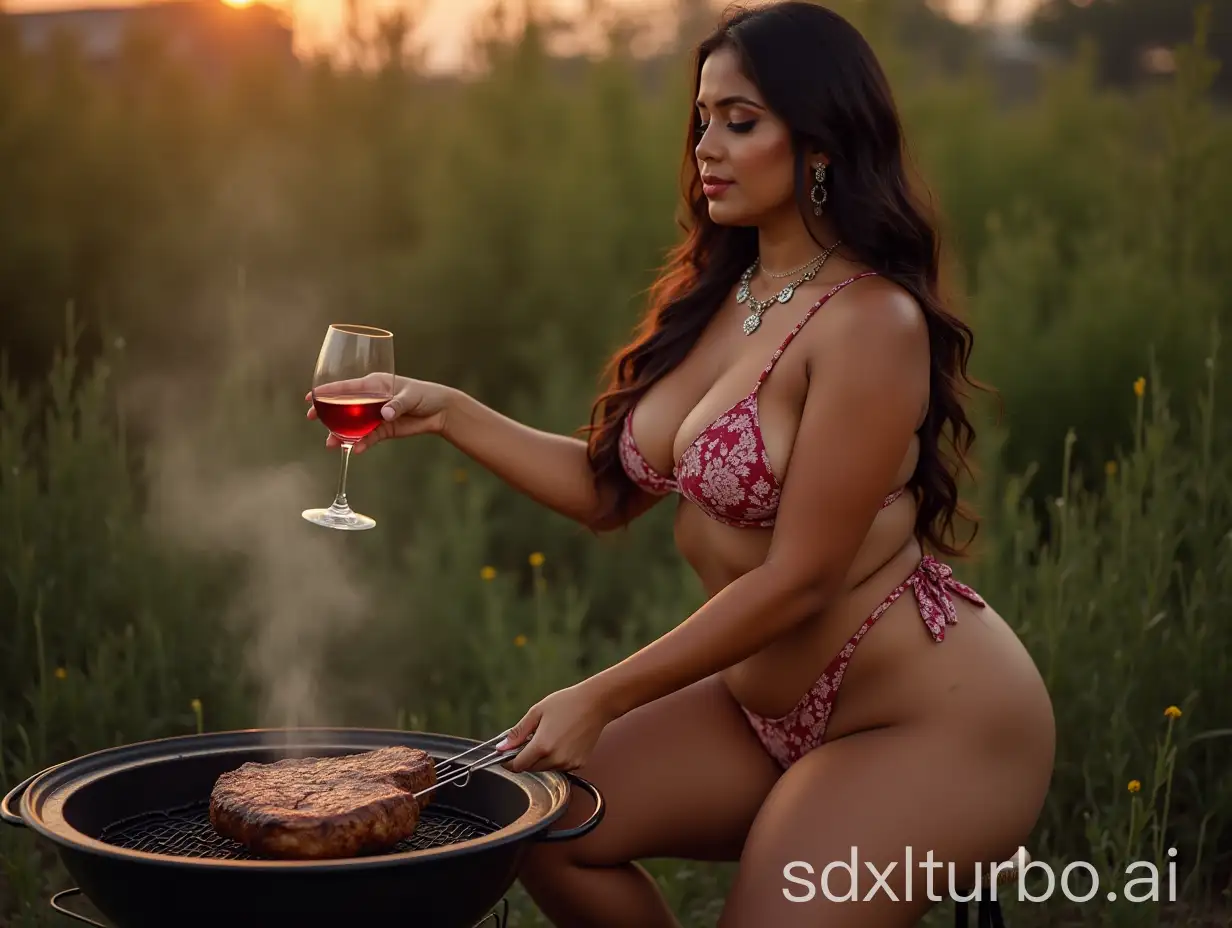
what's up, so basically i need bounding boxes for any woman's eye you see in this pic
[695,120,757,136]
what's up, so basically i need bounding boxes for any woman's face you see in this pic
[693,45,817,228]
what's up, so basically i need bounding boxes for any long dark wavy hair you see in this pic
[582,1,988,557]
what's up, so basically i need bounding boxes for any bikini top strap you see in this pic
[755,271,879,389]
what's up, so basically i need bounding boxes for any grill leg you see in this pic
[473,897,509,928]
[953,847,1030,928]
[49,888,110,928]
[955,895,1006,927]
[976,897,1006,927]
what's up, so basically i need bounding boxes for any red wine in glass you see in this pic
[312,393,388,442]
[302,324,395,531]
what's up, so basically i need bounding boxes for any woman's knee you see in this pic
[518,833,584,886]
[521,674,780,873]
[521,786,614,870]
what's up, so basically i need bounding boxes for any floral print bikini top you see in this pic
[618,272,905,529]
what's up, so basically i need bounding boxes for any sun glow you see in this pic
[222,0,255,7]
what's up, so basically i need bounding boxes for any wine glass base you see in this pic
[301,507,376,531]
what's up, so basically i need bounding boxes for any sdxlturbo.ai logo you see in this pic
[783,847,1179,904]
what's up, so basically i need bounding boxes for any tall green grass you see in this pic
[2,3,1231,925]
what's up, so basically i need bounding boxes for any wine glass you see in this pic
[302,324,395,531]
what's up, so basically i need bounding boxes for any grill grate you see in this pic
[98,801,502,861]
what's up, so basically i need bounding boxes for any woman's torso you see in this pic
[625,269,1050,745]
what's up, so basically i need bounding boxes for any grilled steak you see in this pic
[209,746,436,859]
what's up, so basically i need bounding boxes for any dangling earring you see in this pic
[810,162,828,216]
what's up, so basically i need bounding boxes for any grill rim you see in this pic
[10,727,577,872]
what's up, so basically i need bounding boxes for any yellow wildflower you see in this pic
[1164,705,1182,720]
[480,566,496,581]
[54,666,67,680]
[1105,460,1117,477]
[1128,779,1141,793]
[1133,377,1146,397]
[190,698,202,713]
[452,468,468,483]
[514,634,528,647]
[528,552,545,568]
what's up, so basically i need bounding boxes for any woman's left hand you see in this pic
[496,679,618,773]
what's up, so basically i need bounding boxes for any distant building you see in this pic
[9,0,297,77]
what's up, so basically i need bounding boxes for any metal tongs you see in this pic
[412,730,525,800]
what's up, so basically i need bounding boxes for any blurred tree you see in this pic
[1029,0,1231,98]
[668,0,983,75]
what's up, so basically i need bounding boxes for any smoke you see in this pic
[143,427,372,734]
[131,290,376,740]
[118,144,393,742]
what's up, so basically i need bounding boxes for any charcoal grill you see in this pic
[2,727,603,928]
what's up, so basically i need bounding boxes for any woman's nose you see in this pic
[694,125,722,164]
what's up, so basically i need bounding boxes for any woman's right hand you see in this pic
[305,376,457,455]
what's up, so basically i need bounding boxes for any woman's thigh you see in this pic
[717,721,1053,928]
[520,672,782,870]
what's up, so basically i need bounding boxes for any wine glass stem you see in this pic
[332,442,355,512]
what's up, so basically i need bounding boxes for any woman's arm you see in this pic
[442,389,660,532]
[441,386,655,527]
[313,377,659,531]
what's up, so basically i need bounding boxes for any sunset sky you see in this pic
[4,0,1042,71]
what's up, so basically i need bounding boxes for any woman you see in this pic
[309,3,1055,924]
